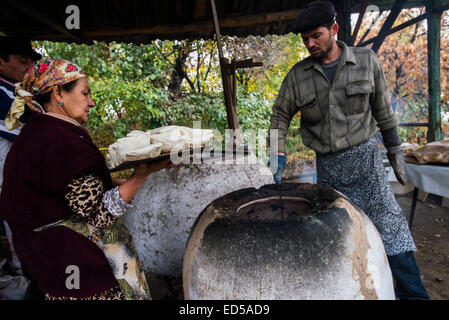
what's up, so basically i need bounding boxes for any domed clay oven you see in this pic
[183,183,395,300]
[121,153,274,279]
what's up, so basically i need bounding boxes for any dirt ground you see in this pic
[396,192,449,300]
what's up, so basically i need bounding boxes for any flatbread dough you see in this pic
[106,125,215,169]
[405,140,449,165]
[107,131,162,168]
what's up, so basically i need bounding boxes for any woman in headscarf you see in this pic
[0,59,171,300]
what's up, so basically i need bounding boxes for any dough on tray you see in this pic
[107,132,161,168]
[106,125,215,169]
[149,126,214,152]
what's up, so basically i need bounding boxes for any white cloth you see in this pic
[106,132,162,169]
[149,125,214,153]
[107,126,214,169]
[402,163,449,198]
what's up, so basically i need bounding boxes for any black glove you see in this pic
[387,146,407,185]
[381,128,407,185]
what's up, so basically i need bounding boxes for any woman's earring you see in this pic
[59,103,63,108]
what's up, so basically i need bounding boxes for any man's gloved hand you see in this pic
[387,146,407,185]
[381,127,407,185]
[272,153,287,184]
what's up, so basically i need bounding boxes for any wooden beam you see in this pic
[371,0,407,53]
[33,9,302,40]
[438,3,449,13]
[336,0,352,44]
[426,0,444,142]
[226,58,263,69]
[357,9,385,46]
[357,11,427,47]
[4,0,79,41]
[357,1,449,48]
[350,0,369,46]
[210,0,240,142]
[211,0,224,61]
[193,0,207,19]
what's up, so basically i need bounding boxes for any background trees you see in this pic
[357,9,449,144]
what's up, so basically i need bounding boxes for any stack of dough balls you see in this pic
[107,125,214,169]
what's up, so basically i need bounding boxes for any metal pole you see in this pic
[426,0,444,142]
[409,187,419,231]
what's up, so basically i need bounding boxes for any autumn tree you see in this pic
[355,8,449,144]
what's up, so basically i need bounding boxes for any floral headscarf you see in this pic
[6,59,87,130]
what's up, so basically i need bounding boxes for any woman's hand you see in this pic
[133,158,174,179]
[112,178,127,186]
[118,159,175,203]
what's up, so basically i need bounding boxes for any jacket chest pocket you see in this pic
[345,80,373,115]
[298,95,322,125]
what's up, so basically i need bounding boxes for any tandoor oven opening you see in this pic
[236,196,313,219]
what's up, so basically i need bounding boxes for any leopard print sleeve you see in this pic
[64,173,132,228]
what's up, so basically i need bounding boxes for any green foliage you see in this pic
[27,11,449,169]
[34,41,172,143]
[166,92,228,131]
[33,35,313,160]
[236,86,272,131]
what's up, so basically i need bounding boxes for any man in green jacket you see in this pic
[270,1,428,300]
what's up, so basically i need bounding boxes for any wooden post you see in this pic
[336,0,351,44]
[426,0,444,142]
[350,0,369,46]
[210,0,263,146]
[371,0,407,53]
[210,0,241,144]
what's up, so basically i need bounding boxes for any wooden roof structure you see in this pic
[0,0,447,43]
[1,0,448,142]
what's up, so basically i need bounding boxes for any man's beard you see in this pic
[311,35,334,61]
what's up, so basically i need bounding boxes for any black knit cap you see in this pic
[0,36,42,61]
[291,1,337,33]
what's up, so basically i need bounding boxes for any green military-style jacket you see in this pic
[270,40,398,154]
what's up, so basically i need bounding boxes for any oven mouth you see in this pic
[236,196,313,219]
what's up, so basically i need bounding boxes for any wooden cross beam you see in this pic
[3,0,79,41]
[357,2,449,47]
[210,0,263,145]
[370,0,407,53]
[350,0,369,46]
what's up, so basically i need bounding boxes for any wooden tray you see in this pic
[108,147,249,172]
